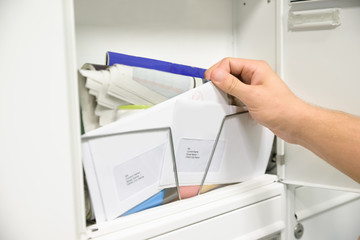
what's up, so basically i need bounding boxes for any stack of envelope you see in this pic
[82,81,274,222]
[78,63,204,131]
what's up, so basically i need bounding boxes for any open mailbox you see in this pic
[1,0,360,239]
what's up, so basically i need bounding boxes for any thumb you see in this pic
[210,68,248,103]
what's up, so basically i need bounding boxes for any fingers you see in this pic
[205,58,258,85]
[205,57,276,107]
[204,60,222,79]
[210,67,248,102]
[205,58,235,79]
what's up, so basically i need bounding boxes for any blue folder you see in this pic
[106,51,206,79]
[120,190,165,217]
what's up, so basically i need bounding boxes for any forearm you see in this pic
[287,102,360,183]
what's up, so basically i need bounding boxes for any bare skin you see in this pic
[205,58,360,183]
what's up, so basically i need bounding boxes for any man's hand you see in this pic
[205,58,305,143]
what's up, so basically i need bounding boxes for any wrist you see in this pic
[288,101,320,145]
[273,98,313,144]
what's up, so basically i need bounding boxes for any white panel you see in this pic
[234,0,277,70]
[85,175,282,239]
[281,0,360,191]
[0,1,84,240]
[295,186,360,221]
[153,197,284,240]
[299,196,360,240]
[74,0,235,69]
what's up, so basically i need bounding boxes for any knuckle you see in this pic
[221,57,233,65]
[258,60,268,67]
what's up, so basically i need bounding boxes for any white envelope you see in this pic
[160,100,274,187]
[82,82,274,222]
[82,130,170,222]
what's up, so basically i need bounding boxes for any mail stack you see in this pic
[81,81,274,222]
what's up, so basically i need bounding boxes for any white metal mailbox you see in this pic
[0,0,359,240]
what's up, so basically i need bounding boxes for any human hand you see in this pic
[205,58,306,143]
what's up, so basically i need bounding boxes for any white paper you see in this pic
[107,64,168,105]
[84,130,169,221]
[95,105,117,126]
[113,143,166,201]
[132,66,200,98]
[176,138,225,173]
